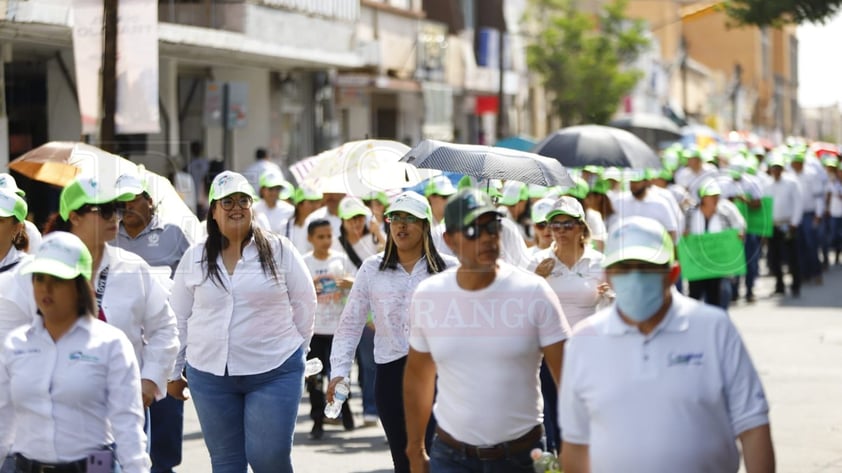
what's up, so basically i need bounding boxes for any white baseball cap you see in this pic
[0,189,28,223]
[338,196,371,220]
[59,173,144,220]
[386,191,432,220]
[20,231,93,281]
[499,181,528,206]
[545,196,585,222]
[602,216,674,267]
[0,173,24,196]
[208,171,257,202]
[424,175,457,197]
[530,197,556,224]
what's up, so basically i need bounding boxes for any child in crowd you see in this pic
[302,219,357,439]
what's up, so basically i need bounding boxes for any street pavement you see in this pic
[178,266,842,473]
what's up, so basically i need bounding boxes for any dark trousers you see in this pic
[306,334,334,423]
[688,278,722,307]
[768,226,801,293]
[539,361,560,453]
[374,356,436,473]
[149,395,184,473]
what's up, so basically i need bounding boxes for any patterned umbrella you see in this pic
[399,140,573,187]
[533,125,661,169]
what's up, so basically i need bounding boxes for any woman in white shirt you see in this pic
[0,190,28,274]
[168,172,316,473]
[0,231,149,473]
[531,196,610,454]
[327,192,457,473]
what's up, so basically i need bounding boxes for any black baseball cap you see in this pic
[444,188,503,233]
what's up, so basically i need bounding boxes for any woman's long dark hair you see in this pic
[379,221,447,274]
[339,218,373,268]
[12,221,28,251]
[203,200,280,289]
[43,212,73,234]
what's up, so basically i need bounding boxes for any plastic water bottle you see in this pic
[304,358,323,378]
[530,449,561,473]
[324,380,349,419]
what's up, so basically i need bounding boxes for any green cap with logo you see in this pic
[20,231,93,280]
[59,173,143,221]
[444,188,503,233]
[386,191,432,221]
[209,171,258,202]
[545,196,586,222]
[0,189,27,223]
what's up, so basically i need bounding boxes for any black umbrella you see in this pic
[608,113,682,151]
[399,139,573,187]
[533,125,662,169]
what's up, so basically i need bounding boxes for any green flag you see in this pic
[734,197,773,237]
[678,229,746,281]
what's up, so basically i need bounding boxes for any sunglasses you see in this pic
[219,196,253,211]
[549,220,581,232]
[386,214,422,224]
[78,203,123,220]
[535,221,549,230]
[462,218,502,240]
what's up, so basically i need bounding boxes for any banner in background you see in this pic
[71,0,160,135]
[678,229,746,282]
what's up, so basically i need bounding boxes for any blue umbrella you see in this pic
[495,135,537,152]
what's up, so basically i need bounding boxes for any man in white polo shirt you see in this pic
[404,188,570,473]
[559,216,774,473]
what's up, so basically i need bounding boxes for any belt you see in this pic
[434,424,543,461]
[14,454,87,473]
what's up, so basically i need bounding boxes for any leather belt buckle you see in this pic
[470,445,504,461]
[38,466,58,473]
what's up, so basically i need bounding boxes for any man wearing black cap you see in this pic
[403,188,570,473]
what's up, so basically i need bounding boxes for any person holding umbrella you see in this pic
[0,231,150,473]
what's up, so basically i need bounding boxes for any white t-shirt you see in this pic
[303,250,357,335]
[409,262,570,445]
[560,291,770,473]
[613,191,679,236]
[252,199,295,236]
[585,208,606,243]
[288,221,312,255]
[528,246,605,328]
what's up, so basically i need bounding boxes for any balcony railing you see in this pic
[158,0,359,30]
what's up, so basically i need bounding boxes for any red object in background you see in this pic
[810,141,839,157]
[475,95,499,115]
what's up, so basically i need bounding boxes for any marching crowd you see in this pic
[0,138,838,473]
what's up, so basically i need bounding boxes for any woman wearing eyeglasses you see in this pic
[0,232,149,473]
[530,196,611,454]
[20,175,179,413]
[168,171,316,473]
[327,191,457,473]
[528,197,557,256]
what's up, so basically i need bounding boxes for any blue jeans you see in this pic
[186,347,304,473]
[429,435,541,473]
[356,325,377,417]
[149,395,184,473]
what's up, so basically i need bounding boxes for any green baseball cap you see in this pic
[20,231,93,280]
[766,154,785,168]
[0,189,27,223]
[0,173,24,196]
[625,168,649,183]
[362,191,390,207]
[602,216,674,268]
[789,151,806,163]
[528,184,550,199]
[822,156,839,168]
[208,171,258,202]
[562,177,589,200]
[698,180,721,198]
[424,175,457,197]
[499,181,528,206]
[338,196,371,220]
[588,179,612,195]
[444,188,503,233]
[59,173,143,221]
[292,184,323,205]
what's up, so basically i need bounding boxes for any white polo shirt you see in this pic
[409,262,570,446]
[559,290,769,473]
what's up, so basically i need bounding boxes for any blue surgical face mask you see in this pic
[610,271,666,322]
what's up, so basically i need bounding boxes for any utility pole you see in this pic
[731,63,742,132]
[100,0,118,152]
[496,26,507,141]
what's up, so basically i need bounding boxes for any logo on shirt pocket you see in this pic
[668,352,703,366]
[69,351,100,363]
